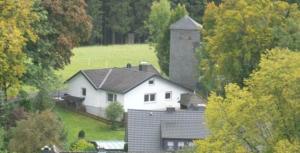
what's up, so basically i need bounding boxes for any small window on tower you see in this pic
[165,92,172,100]
[82,88,86,96]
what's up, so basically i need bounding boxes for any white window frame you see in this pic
[107,93,117,102]
[165,91,172,100]
[178,141,184,149]
[167,141,174,150]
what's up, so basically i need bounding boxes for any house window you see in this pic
[107,93,117,102]
[144,93,156,102]
[148,79,154,85]
[150,94,156,101]
[188,142,194,147]
[165,92,172,100]
[82,88,86,96]
[167,141,174,150]
[178,141,185,149]
[144,94,149,102]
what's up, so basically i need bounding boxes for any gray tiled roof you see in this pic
[161,120,207,139]
[127,109,209,153]
[170,15,202,30]
[66,65,165,94]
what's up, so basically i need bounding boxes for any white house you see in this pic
[65,64,191,118]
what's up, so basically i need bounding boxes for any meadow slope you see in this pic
[57,44,159,80]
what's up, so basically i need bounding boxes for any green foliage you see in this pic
[8,111,66,153]
[195,48,300,153]
[86,0,103,44]
[25,0,92,70]
[54,106,124,147]
[146,0,187,75]
[78,130,85,139]
[105,102,124,130]
[199,0,300,94]
[70,139,96,152]
[0,127,8,153]
[0,0,39,101]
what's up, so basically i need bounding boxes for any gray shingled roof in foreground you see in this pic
[127,109,209,153]
[161,120,207,139]
[170,15,202,30]
[66,65,165,94]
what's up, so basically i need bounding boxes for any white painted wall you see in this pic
[123,76,189,111]
[67,73,189,117]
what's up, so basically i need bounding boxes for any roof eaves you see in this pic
[80,70,98,89]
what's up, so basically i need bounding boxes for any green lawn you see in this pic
[57,44,159,80]
[54,106,125,147]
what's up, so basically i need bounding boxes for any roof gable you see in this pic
[170,15,202,30]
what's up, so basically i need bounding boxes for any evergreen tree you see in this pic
[86,0,103,44]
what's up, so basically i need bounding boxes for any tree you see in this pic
[0,127,8,153]
[146,0,187,75]
[195,48,300,153]
[86,0,103,44]
[199,0,300,94]
[105,102,124,130]
[8,111,66,153]
[25,0,92,70]
[103,0,132,44]
[0,0,39,101]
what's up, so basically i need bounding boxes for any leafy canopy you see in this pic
[199,0,300,94]
[195,48,300,153]
[0,0,39,100]
[8,111,66,153]
[146,0,187,75]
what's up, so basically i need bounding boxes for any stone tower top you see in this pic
[170,15,202,30]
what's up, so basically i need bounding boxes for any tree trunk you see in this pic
[112,31,116,44]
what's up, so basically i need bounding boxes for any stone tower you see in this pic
[169,15,202,90]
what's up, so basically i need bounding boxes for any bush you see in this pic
[78,130,85,139]
[105,102,124,130]
[70,139,96,151]
[8,111,66,153]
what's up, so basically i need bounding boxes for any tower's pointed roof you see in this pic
[170,15,202,30]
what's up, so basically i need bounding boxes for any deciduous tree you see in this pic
[0,0,39,101]
[146,0,187,75]
[195,48,300,153]
[8,111,66,153]
[199,0,300,94]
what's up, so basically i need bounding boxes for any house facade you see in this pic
[65,64,190,118]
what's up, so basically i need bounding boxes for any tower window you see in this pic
[82,88,86,96]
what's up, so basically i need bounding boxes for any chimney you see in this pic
[166,107,176,113]
[138,61,150,72]
[126,63,132,68]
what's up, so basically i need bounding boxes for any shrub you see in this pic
[70,139,96,151]
[105,102,124,130]
[78,130,85,139]
[8,111,66,153]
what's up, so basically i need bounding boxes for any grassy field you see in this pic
[57,44,159,80]
[54,106,124,147]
